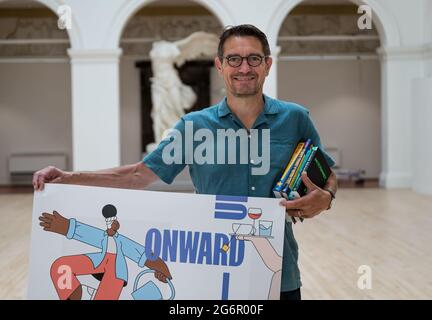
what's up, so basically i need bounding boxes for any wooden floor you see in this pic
[1,188,432,299]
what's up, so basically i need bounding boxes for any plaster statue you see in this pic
[147,31,219,152]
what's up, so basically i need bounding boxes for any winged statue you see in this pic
[147,32,219,152]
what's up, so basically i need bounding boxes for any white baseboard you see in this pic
[379,171,412,188]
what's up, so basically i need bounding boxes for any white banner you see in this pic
[28,184,285,300]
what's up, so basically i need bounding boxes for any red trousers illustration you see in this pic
[50,253,124,300]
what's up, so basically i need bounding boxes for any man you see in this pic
[39,204,171,300]
[33,24,337,300]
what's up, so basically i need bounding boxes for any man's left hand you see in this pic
[280,172,332,219]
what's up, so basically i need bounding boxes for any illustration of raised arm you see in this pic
[236,235,282,273]
[68,219,105,249]
[39,211,105,249]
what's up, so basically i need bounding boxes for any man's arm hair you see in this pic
[64,162,159,189]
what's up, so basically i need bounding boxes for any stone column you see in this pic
[264,46,281,98]
[378,46,423,188]
[412,68,432,194]
[68,48,122,170]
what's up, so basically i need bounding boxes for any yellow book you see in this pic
[274,142,304,189]
[286,146,306,188]
[288,139,312,188]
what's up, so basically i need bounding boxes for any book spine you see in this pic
[286,192,304,222]
[288,190,300,201]
[293,146,318,193]
[281,183,290,199]
[314,150,330,181]
[289,139,312,189]
[292,148,313,190]
[273,190,282,198]
[273,142,304,194]
[286,139,311,189]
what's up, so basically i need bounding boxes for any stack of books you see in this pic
[273,139,332,223]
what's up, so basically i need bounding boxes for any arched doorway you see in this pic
[0,0,73,185]
[271,0,397,187]
[117,0,224,164]
[117,0,224,191]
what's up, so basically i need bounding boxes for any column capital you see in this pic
[68,48,122,64]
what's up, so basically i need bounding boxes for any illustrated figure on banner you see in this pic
[38,204,172,300]
[147,31,219,152]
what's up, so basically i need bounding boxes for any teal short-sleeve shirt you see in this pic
[144,94,335,292]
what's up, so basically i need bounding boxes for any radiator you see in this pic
[8,153,67,185]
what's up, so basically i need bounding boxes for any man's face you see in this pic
[215,36,272,98]
[106,217,120,236]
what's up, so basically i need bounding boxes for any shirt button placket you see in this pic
[248,132,254,195]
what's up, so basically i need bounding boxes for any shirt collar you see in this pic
[217,98,231,117]
[217,94,279,118]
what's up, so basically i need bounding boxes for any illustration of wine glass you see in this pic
[221,223,254,252]
[248,207,262,236]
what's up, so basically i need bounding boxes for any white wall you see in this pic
[0,57,215,183]
[425,0,432,42]
[426,0,432,77]
[377,0,424,46]
[427,49,431,79]
[412,77,432,195]
[119,57,142,165]
[0,62,72,184]
[278,59,381,178]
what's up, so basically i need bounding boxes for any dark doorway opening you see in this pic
[136,60,214,152]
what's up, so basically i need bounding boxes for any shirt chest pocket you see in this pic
[269,139,296,171]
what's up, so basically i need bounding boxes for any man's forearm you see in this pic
[64,162,159,189]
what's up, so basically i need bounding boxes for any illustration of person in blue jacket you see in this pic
[38,204,172,300]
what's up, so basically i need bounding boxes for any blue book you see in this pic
[272,142,305,196]
[291,148,313,190]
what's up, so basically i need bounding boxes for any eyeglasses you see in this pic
[221,54,267,68]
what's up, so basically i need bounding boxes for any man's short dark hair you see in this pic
[217,24,271,60]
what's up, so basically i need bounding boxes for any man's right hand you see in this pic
[33,166,71,191]
[38,210,70,236]
[144,257,173,283]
